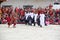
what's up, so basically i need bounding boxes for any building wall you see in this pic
[1,0,54,8]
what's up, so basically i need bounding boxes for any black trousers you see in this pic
[0,21,1,24]
[37,18,40,26]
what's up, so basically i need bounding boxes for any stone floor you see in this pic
[0,24,60,40]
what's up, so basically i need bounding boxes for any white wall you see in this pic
[1,0,54,8]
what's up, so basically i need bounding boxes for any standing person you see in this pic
[25,11,29,25]
[0,18,2,24]
[19,9,25,23]
[10,12,17,28]
[0,7,2,24]
[40,12,45,27]
[37,14,40,26]
[29,11,34,25]
[58,19,60,25]
[6,15,11,28]
[34,12,38,26]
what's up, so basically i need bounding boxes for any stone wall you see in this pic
[1,0,54,8]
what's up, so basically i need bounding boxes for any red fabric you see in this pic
[38,10,42,15]
[49,19,54,24]
[6,17,11,23]
[15,8,19,13]
[6,17,11,25]
[20,10,25,16]
[11,16,17,25]
[2,19,7,24]
[58,20,60,24]
[56,9,59,13]
[49,10,53,16]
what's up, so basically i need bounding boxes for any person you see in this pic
[45,17,50,26]
[6,15,11,28]
[59,9,60,16]
[0,7,2,24]
[28,11,34,25]
[55,17,59,25]
[37,14,40,26]
[34,12,38,26]
[55,9,59,18]
[20,9,25,16]
[2,17,7,24]
[49,9,54,18]
[19,9,25,23]
[40,12,45,27]
[10,12,17,28]
[0,18,2,24]
[58,19,60,25]
[25,11,30,25]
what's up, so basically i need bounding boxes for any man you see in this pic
[40,12,45,27]
[34,12,38,26]
[29,11,34,25]
[10,12,17,28]
[25,11,30,25]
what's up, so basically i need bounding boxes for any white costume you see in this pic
[29,12,34,19]
[40,13,45,26]
[34,13,38,22]
[25,12,30,20]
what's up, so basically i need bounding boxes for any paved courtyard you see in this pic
[0,24,60,40]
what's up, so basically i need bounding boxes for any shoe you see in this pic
[40,25,42,27]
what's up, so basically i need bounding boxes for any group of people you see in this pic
[0,4,60,28]
[25,10,45,27]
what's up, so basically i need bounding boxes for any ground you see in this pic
[0,24,60,40]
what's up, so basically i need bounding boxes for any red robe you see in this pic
[20,10,25,16]
[49,10,53,16]
[38,10,42,15]
[6,16,11,25]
